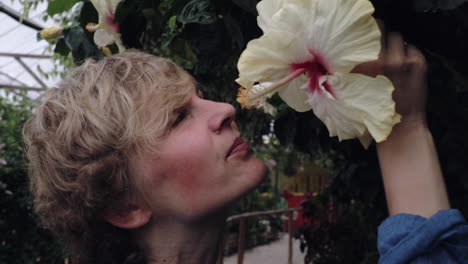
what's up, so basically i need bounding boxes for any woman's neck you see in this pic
[136,213,226,264]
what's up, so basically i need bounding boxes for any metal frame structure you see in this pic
[0,52,50,91]
[0,2,43,31]
[0,2,50,93]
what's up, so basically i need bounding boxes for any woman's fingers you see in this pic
[351,60,383,77]
[381,33,427,120]
[384,32,406,71]
[406,44,427,74]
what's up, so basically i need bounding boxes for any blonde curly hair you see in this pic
[23,52,194,263]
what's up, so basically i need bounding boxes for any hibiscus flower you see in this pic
[236,0,400,147]
[86,0,125,52]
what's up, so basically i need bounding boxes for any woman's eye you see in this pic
[172,109,189,127]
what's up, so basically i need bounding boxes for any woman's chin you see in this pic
[239,158,267,195]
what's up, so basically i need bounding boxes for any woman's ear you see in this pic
[103,201,152,229]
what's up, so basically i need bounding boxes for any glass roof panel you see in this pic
[0,0,59,96]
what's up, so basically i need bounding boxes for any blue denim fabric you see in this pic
[378,209,468,264]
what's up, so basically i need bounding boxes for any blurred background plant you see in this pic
[2,0,468,263]
[0,92,67,264]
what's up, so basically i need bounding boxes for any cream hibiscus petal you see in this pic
[89,0,125,52]
[357,131,373,149]
[278,75,312,112]
[316,0,380,73]
[306,73,400,147]
[257,0,285,33]
[94,29,115,47]
[237,30,309,84]
[269,0,381,74]
[91,0,122,24]
[264,0,315,35]
[235,78,254,90]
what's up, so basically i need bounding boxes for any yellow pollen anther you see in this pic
[86,22,99,32]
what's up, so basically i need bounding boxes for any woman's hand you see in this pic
[353,32,427,127]
[384,32,427,129]
[365,32,449,218]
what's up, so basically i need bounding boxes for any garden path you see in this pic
[223,233,305,264]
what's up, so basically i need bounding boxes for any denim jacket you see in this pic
[378,210,468,263]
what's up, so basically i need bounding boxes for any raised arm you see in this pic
[376,33,449,218]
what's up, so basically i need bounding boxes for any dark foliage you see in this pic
[0,95,67,264]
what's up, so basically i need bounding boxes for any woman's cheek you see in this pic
[170,153,213,209]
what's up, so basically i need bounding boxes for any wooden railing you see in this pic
[219,207,302,264]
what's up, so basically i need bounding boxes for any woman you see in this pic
[24,33,467,264]
[24,51,265,263]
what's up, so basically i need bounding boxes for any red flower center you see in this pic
[290,50,335,97]
[106,13,120,33]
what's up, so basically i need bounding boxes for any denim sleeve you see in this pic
[378,209,468,264]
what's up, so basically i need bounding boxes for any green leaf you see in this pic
[168,15,178,31]
[63,27,104,64]
[36,31,42,41]
[54,38,70,56]
[47,0,81,16]
[159,0,175,9]
[169,39,198,70]
[267,93,290,119]
[177,0,217,25]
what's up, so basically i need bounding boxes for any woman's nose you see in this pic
[207,101,236,133]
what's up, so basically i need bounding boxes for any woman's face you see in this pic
[132,89,266,221]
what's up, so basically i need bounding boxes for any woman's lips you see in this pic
[227,137,250,159]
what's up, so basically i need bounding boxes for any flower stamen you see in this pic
[86,23,99,32]
[237,68,307,108]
